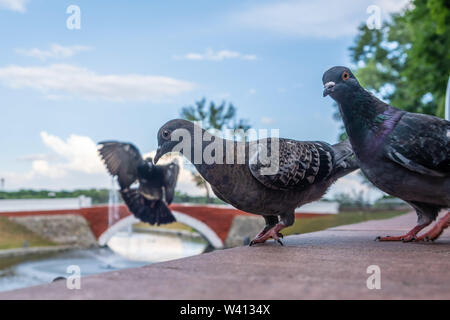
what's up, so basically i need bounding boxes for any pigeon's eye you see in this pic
[162,130,171,139]
[342,71,350,81]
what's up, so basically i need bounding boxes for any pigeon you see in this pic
[153,119,358,245]
[98,141,180,226]
[323,66,450,242]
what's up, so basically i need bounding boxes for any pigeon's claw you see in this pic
[414,212,449,242]
[376,234,416,242]
[375,223,431,242]
[249,223,286,246]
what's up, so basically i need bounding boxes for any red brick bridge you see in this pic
[0,204,331,249]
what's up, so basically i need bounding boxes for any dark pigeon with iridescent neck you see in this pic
[323,66,450,242]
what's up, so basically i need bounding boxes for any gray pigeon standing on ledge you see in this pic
[98,141,179,226]
[323,66,449,242]
[154,119,358,245]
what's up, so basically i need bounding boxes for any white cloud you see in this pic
[0,0,28,12]
[174,48,257,61]
[39,132,104,175]
[9,132,105,182]
[0,64,195,102]
[260,117,275,125]
[0,132,109,190]
[1,132,206,195]
[16,153,60,162]
[233,0,411,38]
[249,88,256,95]
[16,44,91,61]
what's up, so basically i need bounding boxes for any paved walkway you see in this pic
[1,211,449,299]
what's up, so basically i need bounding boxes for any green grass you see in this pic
[0,216,56,250]
[133,221,196,233]
[283,210,408,236]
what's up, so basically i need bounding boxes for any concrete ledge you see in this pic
[1,212,449,300]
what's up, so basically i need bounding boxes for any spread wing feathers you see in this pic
[98,141,143,188]
[161,160,180,204]
[249,138,334,191]
[384,113,450,177]
[120,189,176,225]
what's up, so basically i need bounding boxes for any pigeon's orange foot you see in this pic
[415,212,450,242]
[375,234,415,242]
[375,223,430,242]
[253,225,273,240]
[249,223,286,246]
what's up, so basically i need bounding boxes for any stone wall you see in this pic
[9,214,97,248]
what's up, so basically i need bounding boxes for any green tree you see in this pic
[180,98,251,132]
[180,98,251,203]
[334,0,449,139]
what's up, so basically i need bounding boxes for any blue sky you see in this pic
[0,0,408,199]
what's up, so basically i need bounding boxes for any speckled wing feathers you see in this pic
[249,139,334,191]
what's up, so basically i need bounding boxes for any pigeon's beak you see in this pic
[154,146,162,164]
[323,81,335,97]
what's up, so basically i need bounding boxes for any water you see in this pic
[108,177,120,226]
[0,231,208,293]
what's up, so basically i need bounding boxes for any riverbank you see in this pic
[0,216,56,250]
[0,245,73,260]
[0,232,208,293]
[2,211,448,299]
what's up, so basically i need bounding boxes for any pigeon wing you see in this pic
[98,141,143,188]
[384,113,450,177]
[162,160,180,204]
[249,138,334,191]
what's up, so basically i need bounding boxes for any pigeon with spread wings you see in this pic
[98,141,179,225]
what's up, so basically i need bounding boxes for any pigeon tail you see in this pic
[136,200,176,226]
[332,139,354,165]
[120,189,176,226]
[331,140,359,179]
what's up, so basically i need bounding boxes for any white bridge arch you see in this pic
[98,210,224,249]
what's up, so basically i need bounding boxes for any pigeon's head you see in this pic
[154,119,194,163]
[322,66,360,101]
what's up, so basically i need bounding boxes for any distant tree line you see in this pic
[0,189,110,204]
[0,189,225,205]
[173,191,225,205]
